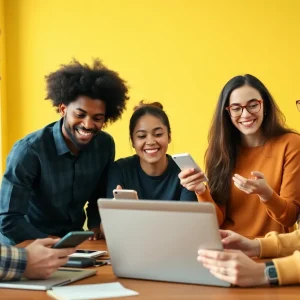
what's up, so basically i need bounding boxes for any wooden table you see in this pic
[1,240,298,299]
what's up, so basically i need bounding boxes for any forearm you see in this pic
[258,230,300,258]
[0,246,27,280]
[0,216,48,245]
[263,191,299,227]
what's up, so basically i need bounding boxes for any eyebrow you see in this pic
[76,108,105,116]
[135,127,164,133]
[230,98,259,105]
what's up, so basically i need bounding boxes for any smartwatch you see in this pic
[264,261,279,286]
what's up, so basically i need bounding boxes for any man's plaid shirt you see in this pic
[0,245,27,280]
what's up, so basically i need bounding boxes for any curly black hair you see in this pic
[45,58,129,123]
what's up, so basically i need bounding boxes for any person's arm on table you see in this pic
[0,239,75,280]
[197,229,300,286]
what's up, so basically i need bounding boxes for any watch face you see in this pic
[267,266,278,280]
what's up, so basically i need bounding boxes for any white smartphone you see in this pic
[69,249,108,258]
[172,153,209,182]
[113,189,139,200]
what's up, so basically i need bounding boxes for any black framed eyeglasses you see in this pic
[225,99,263,118]
[296,100,300,112]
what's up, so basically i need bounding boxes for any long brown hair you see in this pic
[205,74,295,205]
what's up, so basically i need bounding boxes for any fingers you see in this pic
[251,171,264,179]
[52,247,76,258]
[232,174,257,194]
[198,249,237,261]
[32,238,58,247]
[178,168,198,179]
[116,185,123,190]
[219,231,240,245]
[219,230,231,239]
[232,174,248,188]
[180,171,206,186]
[209,269,236,285]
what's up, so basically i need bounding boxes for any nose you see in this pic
[145,136,156,145]
[82,117,94,129]
[240,107,252,118]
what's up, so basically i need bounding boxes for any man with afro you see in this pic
[0,59,129,245]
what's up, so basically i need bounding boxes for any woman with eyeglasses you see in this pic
[179,74,300,236]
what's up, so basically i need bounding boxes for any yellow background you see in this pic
[1,0,300,173]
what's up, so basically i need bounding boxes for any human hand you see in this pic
[112,185,122,199]
[24,238,75,279]
[232,171,273,202]
[89,227,104,240]
[178,169,207,194]
[220,230,261,257]
[197,249,268,287]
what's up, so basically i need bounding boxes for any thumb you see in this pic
[251,171,264,179]
[219,229,230,239]
[34,238,58,247]
[221,233,240,245]
[116,185,123,190]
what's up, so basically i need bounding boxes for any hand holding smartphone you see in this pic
[172,153,209,182]
[52,231,94,249]
[113,189,139,200]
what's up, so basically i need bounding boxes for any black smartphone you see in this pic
[52,231,94,248]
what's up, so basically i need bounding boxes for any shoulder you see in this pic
[113,155,138,168]
[272,133,300,148]
[9,122,56,155]
[108,155,138,177]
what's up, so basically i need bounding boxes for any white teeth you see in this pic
[241,120,254,125]
[145,149,158,154]
[78,129,92,136]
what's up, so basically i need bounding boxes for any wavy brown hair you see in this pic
[205,74,295,205]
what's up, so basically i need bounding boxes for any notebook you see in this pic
[0,268,96,290]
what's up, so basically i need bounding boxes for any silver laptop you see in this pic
[98,199,230,287]
[0,268,96,290]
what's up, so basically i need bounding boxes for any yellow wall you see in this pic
[2,0,300,169]
[0,0,7,173]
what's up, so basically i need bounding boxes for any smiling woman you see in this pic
[178,74,300,236]
[106,101,197,202]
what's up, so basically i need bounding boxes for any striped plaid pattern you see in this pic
[0,245,27,280]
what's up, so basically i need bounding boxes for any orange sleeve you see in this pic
[273,251,300,285]
[263,137,300,227]
[257,229,300,258]
[196,188,226,225]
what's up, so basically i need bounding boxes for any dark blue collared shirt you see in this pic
[0,119,114,245]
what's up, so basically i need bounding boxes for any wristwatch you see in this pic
[264,261,279,286]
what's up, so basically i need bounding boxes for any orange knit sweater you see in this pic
[197,133,300,236]
[258,230,300,285]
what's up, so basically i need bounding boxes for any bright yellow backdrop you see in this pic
[1,0,300,172]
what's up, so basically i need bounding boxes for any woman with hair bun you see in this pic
[106,101,197,201]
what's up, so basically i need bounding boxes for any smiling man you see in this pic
[0,59,129,245]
